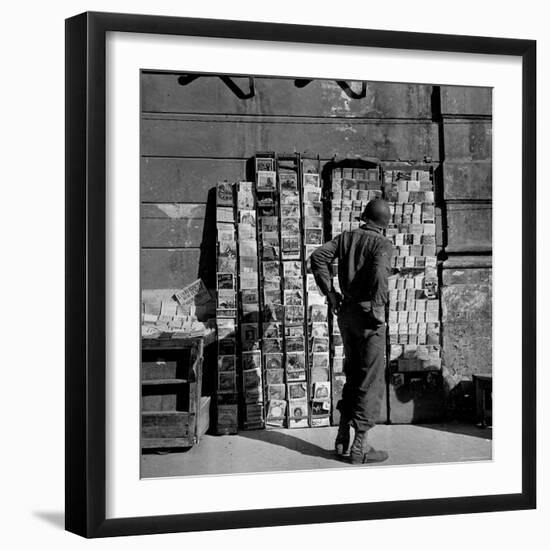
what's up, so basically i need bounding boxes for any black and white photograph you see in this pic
[138,70,498,481]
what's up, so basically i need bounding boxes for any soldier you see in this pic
[310,199,393,464]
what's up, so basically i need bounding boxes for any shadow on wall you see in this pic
[198,186,218,292]
[443,379,477,422]
[390,372,481,425]
[197,186,218,403]
[390,371,446,423]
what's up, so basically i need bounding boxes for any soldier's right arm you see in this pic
[310,236,340,297]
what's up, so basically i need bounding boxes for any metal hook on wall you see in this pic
[294,79,313,88]
[177,74,255,100]
[178,75,365,100]
[336,81,367,99]
[219,76,255,100]
[177,74,201,86]
[294,79,367,99]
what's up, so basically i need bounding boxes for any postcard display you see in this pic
[236,181,265,430]
[255,153,331,430]
[216,160,443,432]
[214,153,330,431]
[383,167,442,402]
[302,158,332,428]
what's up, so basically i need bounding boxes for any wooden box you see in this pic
[141,337,205,449]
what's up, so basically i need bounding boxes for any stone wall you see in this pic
[439,87,492,419]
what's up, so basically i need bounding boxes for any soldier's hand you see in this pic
[327,291,343,314]
[370,305,386,326]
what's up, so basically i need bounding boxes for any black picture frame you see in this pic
[65,11,536,538]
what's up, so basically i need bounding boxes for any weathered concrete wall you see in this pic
[439,258,492,419]
[441,264,492,377]
[141,76,439,289]
[439,86,492,417]
[445,202,492,253]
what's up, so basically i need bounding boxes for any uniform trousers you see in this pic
[337,302,386,432]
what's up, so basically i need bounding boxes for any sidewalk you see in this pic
[141,422,492,478]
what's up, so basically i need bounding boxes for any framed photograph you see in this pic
[66,10,535,538]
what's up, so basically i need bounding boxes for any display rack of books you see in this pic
[254,153,286,428]
[382,166,442,391]
[278,154,308,429]
[301,157,331,427]
[213,157,443,432]
[237,180,265,430]
[328,164,384,425]
[215,181,239,435]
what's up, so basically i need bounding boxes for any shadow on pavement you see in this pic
[239,429,344,462]
[416,422,492,440]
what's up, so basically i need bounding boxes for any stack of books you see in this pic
[237,181,264,430]
[278,156,308,429]
[383,168,442,378]
[281,258,308,429]
[215,181,239,434]
[301,159,332,427]
[255,156,287,428]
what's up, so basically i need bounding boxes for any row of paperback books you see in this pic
[214,153,339,431]
[256,154,311,428]
[255,155,289,428]
[301,158,332,427]
[257,155,335,428]
[215,180,267,433]
[215,184,240,434]
[236,181,265,430]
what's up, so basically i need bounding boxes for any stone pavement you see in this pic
[141,423,492,478]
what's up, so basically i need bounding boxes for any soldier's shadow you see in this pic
[239,429,343,462]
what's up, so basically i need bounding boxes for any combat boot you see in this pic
[349,431,389,465]
[334,413,351,457]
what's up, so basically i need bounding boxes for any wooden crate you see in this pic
[141,337,206,449]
